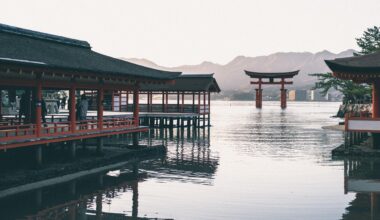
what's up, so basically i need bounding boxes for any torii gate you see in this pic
[244,70,299,109]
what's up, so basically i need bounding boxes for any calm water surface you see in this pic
[4,101,380,220]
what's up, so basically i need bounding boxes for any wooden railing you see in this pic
[0,123,36,141]
[345,112,379,133]
[0,117,136,142]
[344,113,370,148]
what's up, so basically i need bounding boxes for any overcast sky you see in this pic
[1,0,380,66]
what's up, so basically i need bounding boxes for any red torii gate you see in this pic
[244,70,299,109]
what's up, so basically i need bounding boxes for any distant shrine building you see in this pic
[244,70,299,108]
[326,52,380,148]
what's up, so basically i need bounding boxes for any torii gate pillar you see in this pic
[280,89,287,109]
[280,78,287,109]
[255,89,263,108]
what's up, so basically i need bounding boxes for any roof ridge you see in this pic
[0,23,91,49]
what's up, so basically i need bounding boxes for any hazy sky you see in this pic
[1,0,380,66]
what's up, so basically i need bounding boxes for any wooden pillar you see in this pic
[35,145,42,166]
[0,89,2,121]
[133,85,140,126]
[126,91,129,111]
[373,80,380,118]
[151,92,153,111]
[98,87,104,130]
[192,92,195,112]
[119,90,122,112]
[372,80,380,149]
[165,92,168,112]
[181,92,185,112]
[132,181,139,218]
[69,86,76,133]
[198,92,201,113]
[280,78,287,109]
[97,137,103,153]
[133,133,139,146]
[256,78,262,108]
[96,193,103,220]
[177,92,180,112]
[111,91,115,111]
[70,141,76,159]
[162,91,165,112]
[208,91,211,113]
[208,91,211,126]
[147,92,150,112]
[35,80,42,137]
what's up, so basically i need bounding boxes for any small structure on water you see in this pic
[244,70,299,109]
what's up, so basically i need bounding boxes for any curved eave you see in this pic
[210,78,221,93]
[180,73,214,78]
[325,60,380,75]
[0,59,182,81]
[244,70,299,78]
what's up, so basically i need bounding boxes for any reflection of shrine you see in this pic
[341,159,380,220]
[140,127,219,183]
[0,163,171,220]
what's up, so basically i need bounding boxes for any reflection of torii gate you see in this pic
[244,70,299,109]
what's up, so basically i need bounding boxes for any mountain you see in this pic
[122,49,355,91]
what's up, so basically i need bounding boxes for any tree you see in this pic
[310,73,371,104]
[355,26,380,55]
[311,26,380,103]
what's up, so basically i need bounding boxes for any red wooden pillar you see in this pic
[208,91,211,113]
[111,91,115,111]
[181,92,185,112]
[177,92,180,112]
[203,91,206,114]
[126,91,129,112]
[198,92,201,113]
[192,92,195,112]
[150,92,153,112]
[256,78,262,108]
[373,80,380,118]
[35,80,42,137]
[147,92,150,112]
[0,89,2,121]
[165,92,168,112]
[162,91,165,112]
[69,86,76,133]
[372,80,380,149]
[97,87,104,130]
[280,78,287,109]
[119,90,122,112]
[133,86,139,126]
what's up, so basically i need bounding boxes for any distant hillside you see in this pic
[122,49,355,91]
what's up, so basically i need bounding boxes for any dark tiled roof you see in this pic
[325,52,380,74]
[0,23,181,80]
[245,70,299,78]
[140,74,221,92]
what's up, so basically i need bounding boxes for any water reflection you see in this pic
[139,127,219,185]
[0,126,215,219]
[212,101,343,160]
[342,158,380,220]
[0,162,172,220]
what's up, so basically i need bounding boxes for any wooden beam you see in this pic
[251,81,293,85]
